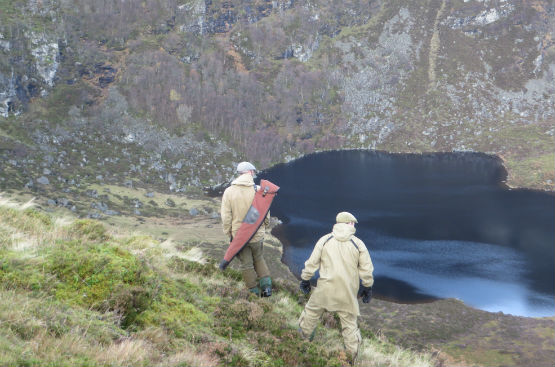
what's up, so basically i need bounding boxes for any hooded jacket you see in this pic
[301,223,374,315]
[221,173,269,243]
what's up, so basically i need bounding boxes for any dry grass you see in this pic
[0,193,75,250]
[95,337,153,366]
[161,349,221,367]
[234,340,273,367]
[276,295,304,328]
[0,195,36,210]
[358,341,434,367]
[0,289,123,366]
[181,246,207,264]
[0,193,437,367]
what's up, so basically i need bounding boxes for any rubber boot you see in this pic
[298,327,316,342]
[259,276,272,297]
[249,286,261,296]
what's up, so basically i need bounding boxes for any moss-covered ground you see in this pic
[0,193,435,367]
[1,188,553,366]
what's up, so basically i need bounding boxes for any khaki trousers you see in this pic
[236,241,270,288]
[298,297,362,358]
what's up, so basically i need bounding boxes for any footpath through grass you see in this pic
[0,194,435,367]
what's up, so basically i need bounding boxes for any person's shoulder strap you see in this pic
[322,236,360,252]
[321,235,334,248]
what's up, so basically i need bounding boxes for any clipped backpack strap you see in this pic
[350,239,359,251]
[322,235,334,248]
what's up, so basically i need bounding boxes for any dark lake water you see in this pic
[258,150,555,317]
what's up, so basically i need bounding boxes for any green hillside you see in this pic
[0,194,434,367]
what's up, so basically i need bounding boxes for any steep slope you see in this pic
[1,0,553,198]
[1,190,553,367]
[0,194,435,367]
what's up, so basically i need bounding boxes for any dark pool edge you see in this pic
[261,148,555,194]
[205,149,554,196]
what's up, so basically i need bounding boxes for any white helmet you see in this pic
[236,161,256,173]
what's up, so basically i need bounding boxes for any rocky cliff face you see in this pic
[0,30,60,116]
[0,0,553,199]
[0,0,65,116]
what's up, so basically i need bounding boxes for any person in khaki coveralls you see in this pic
[298,211,374,361]
[221,161,272,296]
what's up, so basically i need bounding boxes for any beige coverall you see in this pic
[299,222,374,358]
[221,173,270,288]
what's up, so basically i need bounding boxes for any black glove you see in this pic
[359,285,372,303]
[357,280,365,297]
[300,279,311,294]
[219,259,230,271]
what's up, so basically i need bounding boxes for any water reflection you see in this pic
[260,151,555,317]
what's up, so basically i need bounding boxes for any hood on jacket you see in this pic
[231,173,255,187]
[332,222,356,242]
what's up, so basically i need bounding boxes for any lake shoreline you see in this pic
[260,150,554,317]
[262,221,555,366]
[267,148,555,193]
[264,224,555,366]
[272,223,552,317]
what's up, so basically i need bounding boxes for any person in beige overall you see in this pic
[298,211,374,362]
[221,162,272,296]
